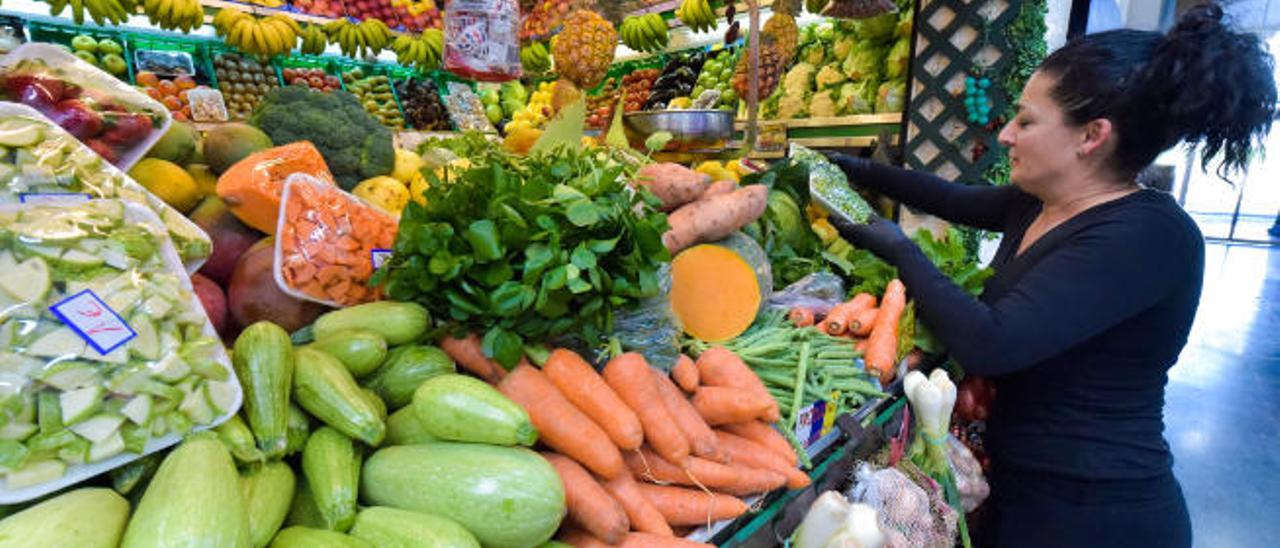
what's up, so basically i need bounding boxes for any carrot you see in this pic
[720,420,797,467]
[864,279,906,384]
[695,347,780,423]
[651,369,720,460]
[603,473,674,536]
[635,484,749,526]
[715,430,811,490]
[624,447,739,490]
[691,387,773,426]
[672,354,700,394]
[821,293,876,335]
[716,466,787,497]
[498,364,626,479]
[854,339,869,353]
[440,333,506,384]
[849,306,880,337]
[788,307,816,327]
[542,452,630,544]
[603,353,690,465]
[544,348,644,451]
[558,527,611,548]
[620,532,714,547]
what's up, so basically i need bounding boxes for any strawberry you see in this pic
[49,99,104,139]
[101,112,153,145]
[85,139,118,163]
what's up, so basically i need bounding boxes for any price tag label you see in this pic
[49,290,136,355]
[371,248,393,269]
[793,400,828,448]
[19,192,92,205]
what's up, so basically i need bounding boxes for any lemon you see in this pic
[409,172,431,206]
[185,163,219,197]
[391,148,424,183]
[129,158,201,213]
[353,176,410,215]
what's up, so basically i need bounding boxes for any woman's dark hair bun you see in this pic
[1040,2,1276,181]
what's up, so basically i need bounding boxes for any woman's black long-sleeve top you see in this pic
[846,162,1204,481]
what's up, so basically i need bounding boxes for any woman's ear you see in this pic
[1078,118,1114,158]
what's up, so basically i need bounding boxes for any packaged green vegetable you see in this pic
[0,199,240,502]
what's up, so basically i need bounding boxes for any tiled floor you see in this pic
[1165,243,1280,547]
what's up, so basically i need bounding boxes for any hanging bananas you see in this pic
[676,0,716,33]
[520,41,551,74]
[143,0,205,34]
[299,23,327,56]
[805,0,829,13]
[391,29,443,72]
[325,18,395,60]
[48,0,133,26]
[214,8,299,58]
[620,13,669,54]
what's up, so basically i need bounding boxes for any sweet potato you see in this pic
[701,180,737,199]
[663,185,769,254]
[634,163,711,211]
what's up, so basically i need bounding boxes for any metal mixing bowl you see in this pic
[623,110,735,151]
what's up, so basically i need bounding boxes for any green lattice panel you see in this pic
[904,0,1020,182]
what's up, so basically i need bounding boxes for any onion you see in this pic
[795,491,852,548]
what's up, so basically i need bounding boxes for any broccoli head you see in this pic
[250,87,395,189]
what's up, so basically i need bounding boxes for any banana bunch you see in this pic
[805,0,828,13]
[47,0,135,26]
[143,0,204,33]
[237,0,284,7]
[300,23,327,55]
[391,29,443,71]
[520,41,551,74]
[214,9,300,58]
[620,13,669,54]
[676,0,716,33]
[325,18,395,60]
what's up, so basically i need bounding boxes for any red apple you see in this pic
[190,273,228,336]
[190,196,263,287]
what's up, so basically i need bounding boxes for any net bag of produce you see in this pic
[273,174,398,308]
[444,0,523,82]
[0,199,240,503]
[947,434,990,512]
[847,462,956,548]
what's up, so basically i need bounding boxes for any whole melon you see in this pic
[146,121,198,165]
[204,123,273,174]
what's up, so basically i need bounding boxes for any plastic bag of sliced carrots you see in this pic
[273,173,398,307]
[434,335,812,546]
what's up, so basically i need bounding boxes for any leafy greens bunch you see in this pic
[372,142,670,367]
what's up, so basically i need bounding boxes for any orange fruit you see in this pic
[144,87,163,100]
[175,75,196,90]
[162,96,182,111]
[158,80,178,97]
[173,111,189,121]
[137,71,160,87]
[178,89,190,103]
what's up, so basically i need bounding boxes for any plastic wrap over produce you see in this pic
[274,173,397,308]
[0,200,240,502]
[443,0,523,82]
[767,272,847,317]
[444,82,498,133]
[611,263,681,372]
[847,463,957,548]
[0,43,171,171]
[0,103,211,271]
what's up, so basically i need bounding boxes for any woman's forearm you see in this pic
[839,158,1023,231]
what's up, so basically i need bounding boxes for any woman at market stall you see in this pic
[823,4,1276,547]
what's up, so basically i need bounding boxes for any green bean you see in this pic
[788,342,811,430]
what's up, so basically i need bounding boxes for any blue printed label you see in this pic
[371,248,393,269]
[19,193,92,204]
[49,290,136,355]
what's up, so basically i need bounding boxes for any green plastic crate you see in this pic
[123,32,218,86]
[26,21,133,83]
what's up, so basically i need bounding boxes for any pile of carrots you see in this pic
[440,335,811,547]
[788,279,906,384]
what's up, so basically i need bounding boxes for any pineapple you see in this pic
[763,13,800,60]
[552,10,618,89]
[732,37,788,101]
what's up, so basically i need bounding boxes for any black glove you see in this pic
[821,150,872,182]
[828,214,911,263]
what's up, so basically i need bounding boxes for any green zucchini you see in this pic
[284,476,325,529]
[360,388,387,423]
[361,443,565,548]
[411,374,536,446]
[313,302,429,346]
[349,506,480,548]
[269,526,373,548]
[242,462,296,548]
[362,345,455,409]
[0,488,129,548]
[302,427,360,532]
[232,321,294,458]
[293,347,385,446]
[120,435,250,548]
[310,330,388,378]
[284,403,311,456]
[538,543,573,548]
[110,452,162,498]
[217,414,265,463]
[384,407,437,446]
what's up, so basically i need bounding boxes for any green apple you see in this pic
[70,34,98,53]
[97,39,123,55]
[485,103,503,124]
[73,50,99,66]
[101,53,127,76]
